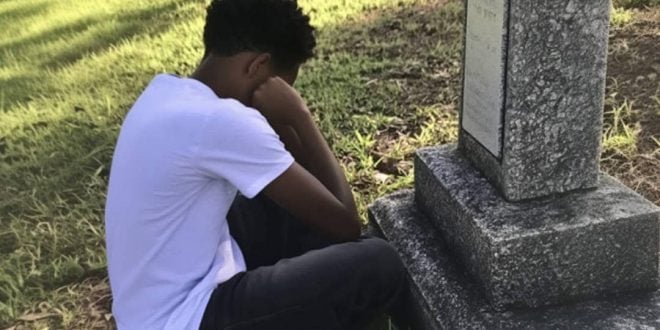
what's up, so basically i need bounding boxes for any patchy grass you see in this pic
[602,99,640,155]
[614,0,660,9]
[0,1,206,327]
[299,0,463,215]
[611,6,635,27]
[1,0,658,328]
[603,6,660,204]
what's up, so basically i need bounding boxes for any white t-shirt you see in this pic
[105,74,294,329]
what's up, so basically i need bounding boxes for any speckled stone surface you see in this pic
[415,144,660,310]
[458,0,610,201]
[368,190,660,329]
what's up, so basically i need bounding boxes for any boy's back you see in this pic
[105,74,293,329]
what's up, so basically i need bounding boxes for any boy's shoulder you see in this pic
[131,74,255,124]
[139,74,274,140]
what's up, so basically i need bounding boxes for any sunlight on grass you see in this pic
[602,99,640,156]
[610,5,635,27]
[2,0,656,327]
[299,0,418,27]
[1,0,457,327]
[0,0,194,108]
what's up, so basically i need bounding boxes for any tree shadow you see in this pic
[298,0,463,134]
[1,1,467,327]
[0,73,51,111]
[0,0,184,109]
[0,0,52,24]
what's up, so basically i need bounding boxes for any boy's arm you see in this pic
[252,77,360,242]
[272,124,308,167]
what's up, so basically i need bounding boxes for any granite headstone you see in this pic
[459,0,609,202]
[369,0,660,328]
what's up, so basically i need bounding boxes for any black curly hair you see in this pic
[203,0,316,71]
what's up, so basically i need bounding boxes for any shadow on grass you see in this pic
[3,1,660,329]
[0,0,464,327]
[0,0,184,109]
[299,0,462,135]
[0,73,52,111]
[0,110,115,272]
[0,0,52,24]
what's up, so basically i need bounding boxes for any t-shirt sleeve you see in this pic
[195,102,294,198]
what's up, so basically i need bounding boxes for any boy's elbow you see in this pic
[348,223,361,241]
[316,205,361,242]
[335,212,361,242]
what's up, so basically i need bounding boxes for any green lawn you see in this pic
[0,0,658,328]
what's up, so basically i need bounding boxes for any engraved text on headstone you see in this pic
[461,0,508,158]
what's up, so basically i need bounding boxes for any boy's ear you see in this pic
[246,53,273,79]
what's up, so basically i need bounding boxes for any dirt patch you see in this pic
[604,7,660,204]
[356,0,462,111]
[325,0,464,175]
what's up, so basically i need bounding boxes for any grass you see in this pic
[602,98,640,156]
[611,5,635,27]
[0,0,459,327]
[0,0,658,328]
[603,5,660,203]
[613,0,660,8]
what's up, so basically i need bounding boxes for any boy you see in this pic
[104,0,410,329]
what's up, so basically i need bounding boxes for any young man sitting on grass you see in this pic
[104,0,411,329]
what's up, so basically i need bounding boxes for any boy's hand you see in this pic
[251,77,310,126]
[253,79,360,242]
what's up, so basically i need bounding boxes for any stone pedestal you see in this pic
[415,145,659,310]
[369,191,660,329]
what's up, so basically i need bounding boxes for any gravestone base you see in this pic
[414,144,660,310]
[368,190,660,329]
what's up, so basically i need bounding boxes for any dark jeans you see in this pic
[199,194,411,330]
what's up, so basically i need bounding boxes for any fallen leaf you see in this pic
[17,312,56,321]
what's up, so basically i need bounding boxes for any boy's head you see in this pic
[196,0,316,104]
[204,0,315,71]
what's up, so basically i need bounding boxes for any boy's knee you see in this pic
[363,237,400,259]
[360,238,406,279]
